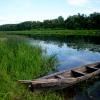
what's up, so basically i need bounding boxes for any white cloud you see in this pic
[67,0,89,6]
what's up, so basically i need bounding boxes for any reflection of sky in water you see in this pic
[30,39,100,71]
[29,38,100,99]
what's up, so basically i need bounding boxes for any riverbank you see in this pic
[0,30,100,100]
[0,29,100,37]
[0,37,64,100]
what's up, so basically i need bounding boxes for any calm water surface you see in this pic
[28,36,100,100]
[4,35,100,100]
[29,36,100,72]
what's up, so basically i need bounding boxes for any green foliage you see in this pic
[0,12,99,31]
[0,29,99,37]
[0,39,63,100]
[17,21,33,30]
[65,12,100,29]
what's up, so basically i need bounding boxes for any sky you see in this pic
[0,0,100,25]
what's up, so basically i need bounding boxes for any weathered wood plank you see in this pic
[55,75,65,79]
[18,80,33,84]
[71,70,85,77]
[95,64,100,68]
[86,66,98,72]
[18,62,100,90]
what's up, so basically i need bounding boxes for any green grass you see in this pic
[0,29,100,37]
[0,29,99,100]
[0,38,64,100]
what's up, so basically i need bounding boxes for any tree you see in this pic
[89,12,100,29]
[57,16,65,28]
[17,21,33,30]
[0,12,99,31]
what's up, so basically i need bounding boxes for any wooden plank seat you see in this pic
[54,75,77,83]
[54,75,66,79]
[71,70,85,77]
[18,62,100,91]
[86,66,98,73]
[95,64,100,68]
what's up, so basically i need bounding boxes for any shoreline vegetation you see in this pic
[0,12,100,31]
[0,31,100,100]
[0,38,64,100]
[0,12,99,100]
[0,29,100,37]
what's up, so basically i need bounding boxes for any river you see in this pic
[28,35,100,100]
[2,35,100,100]
[28,36,100,72]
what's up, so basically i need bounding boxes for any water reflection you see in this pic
[29,35,100,99]
[58,77,100,100]
[29,35,100,71]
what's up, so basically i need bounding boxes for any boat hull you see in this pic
[18,62,100,90]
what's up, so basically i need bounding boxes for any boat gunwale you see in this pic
[18,62,100,91]
[39,62,100,79]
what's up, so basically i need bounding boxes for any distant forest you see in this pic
[0,12,100,31]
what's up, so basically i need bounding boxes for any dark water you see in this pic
[28,35,100,100]
[58,77,100,100]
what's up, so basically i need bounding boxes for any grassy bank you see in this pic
[0,38,64,100]
[0,29,100,37]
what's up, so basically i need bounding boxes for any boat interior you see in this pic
[45,63,100,79]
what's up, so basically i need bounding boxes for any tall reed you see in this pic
[0,38,63,100]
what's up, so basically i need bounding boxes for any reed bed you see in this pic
[0,38,63,100]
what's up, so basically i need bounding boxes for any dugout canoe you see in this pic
[18,62,100,90]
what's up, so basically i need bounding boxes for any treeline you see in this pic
[0,12,100,31]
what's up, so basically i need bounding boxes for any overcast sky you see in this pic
[0,0,100,25]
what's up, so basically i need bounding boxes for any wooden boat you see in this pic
[19,62,100,90]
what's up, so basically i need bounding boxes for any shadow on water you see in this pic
[28,35,100,44]
[29,35,100,52]
[56,76,100,100]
